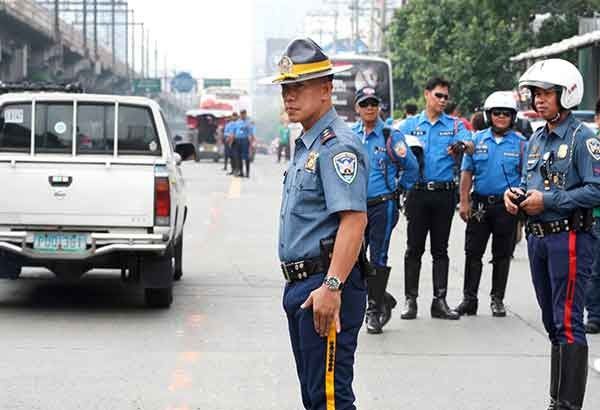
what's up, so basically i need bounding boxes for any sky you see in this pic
[126,0,321,82]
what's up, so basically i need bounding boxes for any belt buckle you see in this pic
[531,223,544,238]
[426,181,435,191]
[281,263,291,282]
[487,196,496,205]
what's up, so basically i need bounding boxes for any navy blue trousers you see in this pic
[365,199,399,268]
[528,231,594,346]
[283,268,366,410]
[235,138,250,160]
[585,219,600,323]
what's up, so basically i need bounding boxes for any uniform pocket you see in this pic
[292,171,326,214]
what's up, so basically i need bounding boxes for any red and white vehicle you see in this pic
[0,88,194,308]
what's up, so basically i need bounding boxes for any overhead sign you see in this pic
[132,78,162,94]
[171,72,196,93]
[203,78,231,88]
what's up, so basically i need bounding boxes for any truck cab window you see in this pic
[35,103,73,154]
[0,104,32,152]
[118,105,161,155]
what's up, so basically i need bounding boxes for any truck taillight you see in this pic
[154,177,171,226]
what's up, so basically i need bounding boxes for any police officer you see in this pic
[399,77,473,320]
[455,91,526,317]
[352,87,419,334]
[234,109,254,178]
[263,38,368,410]
[223,112,239,174]
[504,58,600,410]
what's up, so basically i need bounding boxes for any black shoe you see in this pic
[365,302,383,334]
[548,345,559,410]
[556,344,587,410]
[585,321,600,334]
[455,299,478,316]
[400,297,417,320]
[490,297,506,317]
[431,298,460,320]
[380,292,397,328]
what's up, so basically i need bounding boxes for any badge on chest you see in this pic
[305,151,319,173]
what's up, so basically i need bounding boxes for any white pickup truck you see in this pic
[0,86,195,308]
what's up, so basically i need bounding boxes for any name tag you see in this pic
[411,130,425,136]
[439,131,454,136]
[475,145,488,154]
[503,152,519,158]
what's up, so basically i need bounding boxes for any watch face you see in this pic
[324,276,341,290]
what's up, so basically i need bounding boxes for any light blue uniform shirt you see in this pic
[224,121,237,138]
[462,128,526,196]
[352,118,419,198]
[521,113,600,223]
[278,108,368,262]
[234,119,253,140]
[399,111,471,183]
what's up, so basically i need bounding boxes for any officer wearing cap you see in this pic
[504,58,600,410]
[352,87,418,334]
[223,112,239,174]
[455,91,526,318]
[262,38,368,410]
[233,109,254,178]
[398,77,474,321]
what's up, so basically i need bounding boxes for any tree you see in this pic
[386,0,600,112]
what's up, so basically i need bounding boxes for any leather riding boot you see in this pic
[547,345,559,410]
[401,256,421,319]
[455,256,482,316]
[365,299,382,334]
[490,257,510,317]
[556,344,588,410]
[431,258,459,320]
[375,267,396,328]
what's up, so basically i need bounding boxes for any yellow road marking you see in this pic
[227,177,241,199]
[178,351,201,364]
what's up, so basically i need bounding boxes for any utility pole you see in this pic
[82,0,87,53]
[154,39,158,78]
[146,30,150,78]
[141,23,145,78]
[111,0,116,67]
[93,0,98,58]
[131,9,135,77]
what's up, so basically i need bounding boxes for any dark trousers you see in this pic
[283,268,366,410]
[404,188,456,299]
[463,201,517,301]
[223,143,232,170]
[528,231,594,346]
[585,219,600,323]
[365,199,399,268]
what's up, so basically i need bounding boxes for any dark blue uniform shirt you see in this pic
[278,108,368,262]
[352,118,419,198]
[521,113,600,222]
[462,128,527,196]
[399,111,471,183]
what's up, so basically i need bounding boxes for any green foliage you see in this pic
[386,0,599,113]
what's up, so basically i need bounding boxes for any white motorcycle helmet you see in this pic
[518,58,584,110]
[483,91,518,127]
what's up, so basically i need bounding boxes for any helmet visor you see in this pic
[519,80,555,90]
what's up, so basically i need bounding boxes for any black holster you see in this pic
[571,208,594,232]
[319,236,374,279]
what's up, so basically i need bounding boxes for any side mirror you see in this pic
[173,134,183,143]
[173,152,182,166]
[174,142,196,161]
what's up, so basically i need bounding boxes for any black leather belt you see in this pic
[414,181,456,191]
[367,192,397,207]
[472,193,504,206]
[280,256,326,283]
[526,218,591,238]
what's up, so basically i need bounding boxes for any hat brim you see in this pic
[355,95,381,105]
[259,64,353,85]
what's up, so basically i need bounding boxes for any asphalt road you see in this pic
[0,155,599,410]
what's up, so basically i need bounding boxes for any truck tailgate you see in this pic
[0,162,155,227]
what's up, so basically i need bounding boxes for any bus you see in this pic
[331,54,393,124]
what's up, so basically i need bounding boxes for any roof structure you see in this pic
[510,30,600,62]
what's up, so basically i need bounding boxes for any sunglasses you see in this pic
[433,92,449,100]
[358,99,379,108]
[491,109,512,117]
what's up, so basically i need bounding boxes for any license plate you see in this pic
[33,232,88,253]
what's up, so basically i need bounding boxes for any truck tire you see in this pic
[173,235,183,281]
[145,286,173,308]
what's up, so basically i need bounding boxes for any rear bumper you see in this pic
[0,231,169,261]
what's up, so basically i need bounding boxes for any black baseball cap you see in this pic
[354,87,381,105]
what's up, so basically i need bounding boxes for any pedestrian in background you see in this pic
[277,113,291,162]
[505,58,600,410]
[223,112,238,174]
[455,91,526,317]
[470,111,486,132]
[352,87,419,334]
[234,109,254,178]
[399,77,474,321]
[446,100,474,132]
[263,38,368,410]
[584,98,600,335]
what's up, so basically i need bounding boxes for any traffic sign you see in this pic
[171,72,196,93]
[132,78,162,94]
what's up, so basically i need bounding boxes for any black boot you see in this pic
[547,345,559,410]
[431,258,459,320]
[381,291,397,327]
[490,257,510,317]
[244,160,250,178]
[455,256,482,316]
[401,256,420,320]
[365,299,382,334]
[556,344,588,410]
[375,267,396,328]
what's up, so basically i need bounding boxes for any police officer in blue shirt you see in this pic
[455,91,526,318]
[223,112,238,174]
[233,109,254,178]
[399,77,474,320]
[505,59,600,410]
[352,87,419,334]
[262,38,368,410]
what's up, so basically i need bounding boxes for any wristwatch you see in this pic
[323,276,344,291]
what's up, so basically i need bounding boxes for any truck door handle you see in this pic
[48,176,73,187]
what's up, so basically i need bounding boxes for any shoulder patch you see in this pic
[586,138,600,161]
[332,151,358,184]
[393,140,407,158]
[320,127,337,144]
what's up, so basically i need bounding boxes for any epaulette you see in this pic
[320,127,337,144]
